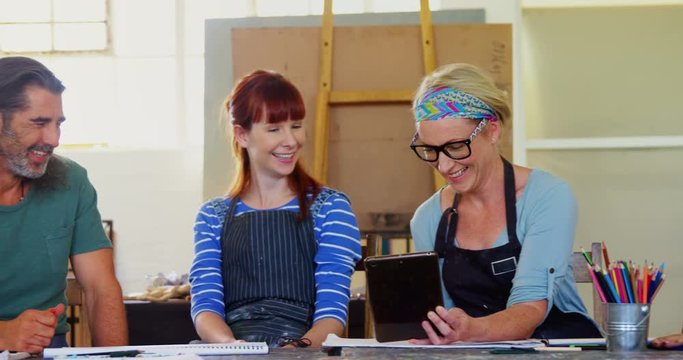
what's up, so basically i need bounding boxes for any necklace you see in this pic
[19,179,25,202]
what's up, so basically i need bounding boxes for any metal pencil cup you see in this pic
[602,303,650,352]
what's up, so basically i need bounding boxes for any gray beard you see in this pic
[1,127,52,179]
[6,154,50,179]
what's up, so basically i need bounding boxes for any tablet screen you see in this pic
[364,251,443,342]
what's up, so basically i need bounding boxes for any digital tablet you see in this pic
[364,251,444,342]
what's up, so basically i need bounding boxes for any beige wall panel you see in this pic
[528,149,683,336]
[232,27,321,168]
[332,26,424,91]
[327,105,430,230]
[524,6,683,138]
[434,24,513,159]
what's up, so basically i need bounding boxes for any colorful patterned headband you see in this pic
[414,86,497,123]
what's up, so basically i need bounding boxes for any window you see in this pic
[0,0,108,53]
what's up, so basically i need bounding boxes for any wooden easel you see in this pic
[312,0,443,189]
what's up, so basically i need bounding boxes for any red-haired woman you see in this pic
[189,70,361,348]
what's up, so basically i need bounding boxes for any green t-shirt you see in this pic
[0,156,111,335]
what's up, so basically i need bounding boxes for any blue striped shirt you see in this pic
[190,191,362,326]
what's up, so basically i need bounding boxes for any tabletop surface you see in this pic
[201,347,683,359]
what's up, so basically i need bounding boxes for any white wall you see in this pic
[522,4,683,336]
[41,0,208,294]
[57,148,203,294]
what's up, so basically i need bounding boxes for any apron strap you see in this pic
[435,192,459,257]
[219,197,241,255]
[502,158,519,244]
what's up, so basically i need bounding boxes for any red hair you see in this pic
[226,70,321,220]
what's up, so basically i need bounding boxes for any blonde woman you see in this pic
[409,64,601,343]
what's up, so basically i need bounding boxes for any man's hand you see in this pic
[651,333,683,349]
[0,304,64,353]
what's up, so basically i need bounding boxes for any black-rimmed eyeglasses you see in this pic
[409,119,489,162]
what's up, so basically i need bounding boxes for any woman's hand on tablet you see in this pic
[409,306,474,345]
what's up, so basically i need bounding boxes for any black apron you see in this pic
[220,196,317,346]
[435,158,601,339]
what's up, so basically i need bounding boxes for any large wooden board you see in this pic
[231,24,511,229]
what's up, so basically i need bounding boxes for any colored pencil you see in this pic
[584,242,665,305]
[595,265,616,303]
[602,268,621,303]
[580,247,593,266]
[601,241,611,268]
[614,265,628,303]
[649,275,666,304]
[652,262,664,285]
[587,264,607,303]
[617,264,628,303]
[642,264,649,305]
[629,261,638,298]
[620,263,635,303]
[610,266,622,301]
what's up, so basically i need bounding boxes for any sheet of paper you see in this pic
[50,354,203,360]
[0,351,31,360]
[321,334,544,349]
[43,342,268,358]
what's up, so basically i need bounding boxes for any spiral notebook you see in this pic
[43,342,268,358]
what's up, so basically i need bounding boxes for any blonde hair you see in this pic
[413,63,511,124]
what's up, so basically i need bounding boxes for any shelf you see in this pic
[522,0,683,8]
[526,136,683,150]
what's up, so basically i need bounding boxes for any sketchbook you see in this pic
[321,334,544,350]
[43,342,268,358]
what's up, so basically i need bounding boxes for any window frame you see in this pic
[0,0,112,55]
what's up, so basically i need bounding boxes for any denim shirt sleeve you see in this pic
[507,176,578,318]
